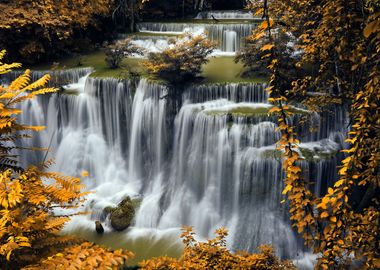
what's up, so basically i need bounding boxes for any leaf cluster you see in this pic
[249,1,380,268]
[0,51,133,269]
[104,39,145,69]
[143,34,216,85]
[140,227,295,270]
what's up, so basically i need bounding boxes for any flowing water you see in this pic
[4,70,348,268]
[3,10,350,269]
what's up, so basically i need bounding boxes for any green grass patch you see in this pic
[29,51,268,83]
[205,105,271,117]
[202,57,268,84]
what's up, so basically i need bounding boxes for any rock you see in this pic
[109,197,136,231]
[100,206,115,221]
[95,221,104,234]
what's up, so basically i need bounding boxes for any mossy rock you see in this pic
[109,197,135,231]
[103,197,142,231]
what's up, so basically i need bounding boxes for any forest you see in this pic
[0,0,379,269]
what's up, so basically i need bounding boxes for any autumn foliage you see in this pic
[140,227,295,270]
[246,0,380,269]
[0,0,114,63]
[143,34,216,85]
[0,51,133,269]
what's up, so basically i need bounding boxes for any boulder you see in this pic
[95,221,104,234]
[109,197,136,231]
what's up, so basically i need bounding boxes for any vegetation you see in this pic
[144,34,216,86]
[0,0,114,63]
[1,0,379,269]
[112,0,150,31]
[235,32,298,78]
[0,51,133,269]
[104,39,144,69]
[246,0,380,268]
[140,227,295,270]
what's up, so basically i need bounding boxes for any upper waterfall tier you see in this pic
[195,10,257,20]
[136,22,257,53]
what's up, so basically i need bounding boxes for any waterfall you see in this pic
[223,30,238,52]
[136,22,257,53]
[12,70,349,263]
[195,10,257,20]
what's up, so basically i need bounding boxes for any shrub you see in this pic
[140,227,295,270]
[143,34,216,85]
[104,39,144,69]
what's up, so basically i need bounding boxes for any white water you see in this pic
[134,22,257,54]
[195,10,257,20]
[6,68,349,265]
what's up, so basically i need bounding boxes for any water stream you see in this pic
[3,10,350,269]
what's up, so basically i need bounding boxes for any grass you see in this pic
[205,105,271,117]
[29,50,268,84]
[203,57,267,83]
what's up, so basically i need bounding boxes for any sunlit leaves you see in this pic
[0,52,133,269]
[246,0,380,268]
[144,34,216,85]
[140,227,296,270]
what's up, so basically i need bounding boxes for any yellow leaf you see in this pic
[320,212,329,218]
[363,20,378,38]
[81,170,89,177]
[6,250,12,261]
[282,184,292,195]
[334,180,344,187]
[261,44,275,51]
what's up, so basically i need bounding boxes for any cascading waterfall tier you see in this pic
[136,22,257,53]
[195,10,257,20]
[13,70,349,267]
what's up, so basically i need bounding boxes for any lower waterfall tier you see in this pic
[11,71,348,266]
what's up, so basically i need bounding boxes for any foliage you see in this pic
[246,0,380,268]
[235,31,299,78]
[112,0,150,31]
[0,50,56,171]
[140,227,295,270]
[0,0,114,63]
[0,51,133,269]
[104,39,144,69]
[144,34,216,85]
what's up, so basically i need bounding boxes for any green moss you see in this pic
[258,148,338,161]
[299,148,338,161]
[202,57,268,84]
[229,106,270,116]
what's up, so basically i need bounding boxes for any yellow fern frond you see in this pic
[22,74,51,91]
[28,87,57,97]
[8,69,31,91]
[0,63,22,75]
[0,49,6,61]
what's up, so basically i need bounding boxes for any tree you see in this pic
[112,0,150,32]
[0,0,114,63]
[144,34,216,86]
[104,39,144,69]
[246,0,380,268]
[140,227,295,270]
[0,50,133,269]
